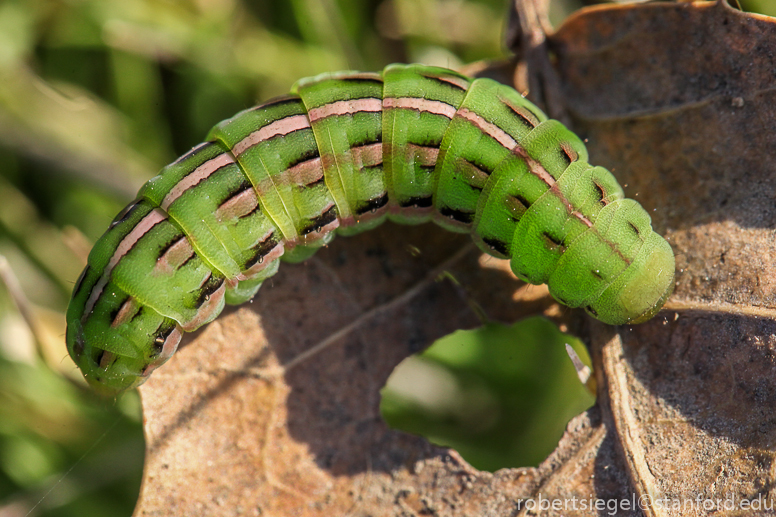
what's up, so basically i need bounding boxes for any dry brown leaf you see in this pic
[135,1,776,515]
[548,0,776,515]
[136,225,571,516]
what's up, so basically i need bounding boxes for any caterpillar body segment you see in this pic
[382,64,473,225]
[65,64,675,395]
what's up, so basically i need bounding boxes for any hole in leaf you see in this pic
[380,317,595,471]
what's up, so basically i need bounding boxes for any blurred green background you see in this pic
[0,0,769,515]
[382,318,595,472]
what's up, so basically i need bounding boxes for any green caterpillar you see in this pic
[66,64,675,396]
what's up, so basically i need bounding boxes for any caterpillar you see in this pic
[65,64,675,396]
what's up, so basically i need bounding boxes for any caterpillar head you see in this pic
[66,267,181,397]
[66,320,181,397]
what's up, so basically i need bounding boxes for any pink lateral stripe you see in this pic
[303,218,340,240]
[247,157,324,196]
[238,232,285,280]
[457,108,518,150]
[180,281,226,331]
[351,143,382,167]
[433,74,471,91]
[560,141,579,162]
[83,209,168,317]
[238,244,283,280]
[279,202,339,244]
[449,107,591,232]
[573,210,594,228]
[141,326,182,376]
[111,298,138,328]
[501,97,541,128]
[196,271,213,290]
[111,209,168,272]
[510,147,598,235]
[233,115,311,156]
[511,146,557,188]
[308,98,382,122]
[406,143,440,166]
[383,97,457,119]
[215,189,259,221]
[250,177,278,200]
[355,202,390,224]
[154,237,195,275]
[511,145,586,227]
[454,105,615,260]
[283,157,324,186]
[162,153,234,209]
[159,327,182,359]
[82,277,108,322]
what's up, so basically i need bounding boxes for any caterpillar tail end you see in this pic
[585,234,675,325]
